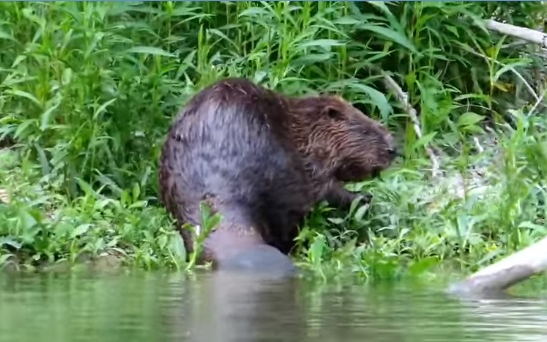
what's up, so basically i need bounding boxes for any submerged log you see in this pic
[448,236,547,298]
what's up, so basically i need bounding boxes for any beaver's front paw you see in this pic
[324,183,373,211]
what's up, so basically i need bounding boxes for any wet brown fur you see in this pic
[158,78,396,267]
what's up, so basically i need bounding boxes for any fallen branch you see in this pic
[378,72,441,178]
[448,236,547,298]
[485,19,547,48]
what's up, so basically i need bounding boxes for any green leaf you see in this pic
[18,208,38,231]
[0,31,17,42]
[356,24,418,53]
[40,98,61,131]
[6,89,42,107]
[125,46,176,58]
[93,98,117,120]
[353,203,369,222]
[493,60,531,83]
[457,112,485,127]
[71,224,92,238]
[308,234,326,265]
[168,235,186,261]
[0,254,15,266]
[0,238,22,249]
[298,39,344,50]
[411,131,437,150]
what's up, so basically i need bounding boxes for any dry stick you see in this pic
[528,89,547,117]
[448,19,547,298]
[379,72,441,178]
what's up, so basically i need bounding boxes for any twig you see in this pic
[527,88,547,117]
[473,137,484,154]
[379,72,441,178]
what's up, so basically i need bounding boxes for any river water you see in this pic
[0,270,546,342]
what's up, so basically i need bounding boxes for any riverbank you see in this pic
[2,113,545,283]
[1,1,547,284]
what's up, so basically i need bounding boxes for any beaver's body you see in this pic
[158,78,396,272]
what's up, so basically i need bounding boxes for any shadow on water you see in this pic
[0,270,547,342]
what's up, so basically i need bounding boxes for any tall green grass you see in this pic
[1,1,547,281]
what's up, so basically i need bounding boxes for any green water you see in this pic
[0,271,546,342]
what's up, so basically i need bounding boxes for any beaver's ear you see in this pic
[323,106,343,121]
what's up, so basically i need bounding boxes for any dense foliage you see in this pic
[1,1,547,280]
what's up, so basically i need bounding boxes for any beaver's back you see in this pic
[159,78,315,249]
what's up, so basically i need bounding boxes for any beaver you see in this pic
[158,77,397,272]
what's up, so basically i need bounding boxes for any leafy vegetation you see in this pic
[1,1,547,282]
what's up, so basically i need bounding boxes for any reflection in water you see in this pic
[0,271,546,342]
[173,271,306,341]
[453,297,547,341]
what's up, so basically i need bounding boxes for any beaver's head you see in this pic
[290,95,399,182]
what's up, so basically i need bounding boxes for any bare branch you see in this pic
[378,72,441,178]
